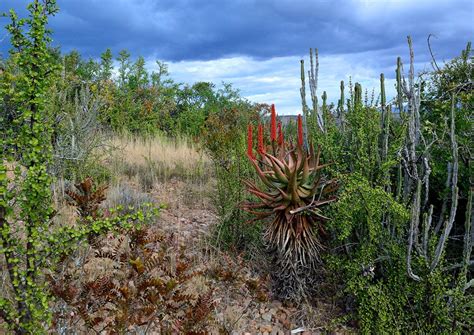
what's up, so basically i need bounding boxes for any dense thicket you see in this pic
[299,44,473,333]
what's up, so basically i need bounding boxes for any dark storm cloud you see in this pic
[0,0,472,62]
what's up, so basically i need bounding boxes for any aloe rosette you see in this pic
[243,104,338,298]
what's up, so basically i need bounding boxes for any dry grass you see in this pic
[110,134,212,190]
[50,134,213,226]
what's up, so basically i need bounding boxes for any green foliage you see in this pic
[421,43,473,202]
[329,174,408,243]
[175,82,216,137]
[104,56,179,135]
[344,102,382,183]
[99,48,113,81]
[117,49,131,88]
[202,103,262,250]
[0,1,60,332]
[129,56,149,90]
[306,41,473,333]
[0,2,160,333]
[327,174,459,333]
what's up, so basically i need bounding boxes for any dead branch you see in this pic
[430,95,459,271]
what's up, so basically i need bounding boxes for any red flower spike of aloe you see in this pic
[247,123,255,159]
[277,121,283,145]
[257,123,265,154]
[270,104,277,142]
[297,114,304,147]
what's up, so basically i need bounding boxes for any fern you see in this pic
[65,177,108,219]
[51,226,215,333]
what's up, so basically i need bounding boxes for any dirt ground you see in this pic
[146,178,352,335]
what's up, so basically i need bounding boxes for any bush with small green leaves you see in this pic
[0,2,159,334]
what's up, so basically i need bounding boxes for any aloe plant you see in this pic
[243,105,338,299]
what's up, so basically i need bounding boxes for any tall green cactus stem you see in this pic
[380,73,390,165]
[347,77,354,112]
[380,74,392,196]
[321,90,331,138]
[322,91,327,108]
[322,91,328,122]
[299,60,310,151]
[380,73,386,108]
[354,82,362,108]
[396,56,404,116]
[308,48,324,132]
[338,80,345,131]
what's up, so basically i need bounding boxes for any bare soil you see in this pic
[146,178,352,335]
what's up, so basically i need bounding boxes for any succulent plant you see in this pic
[243,104,338,299]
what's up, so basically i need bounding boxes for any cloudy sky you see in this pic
[1,0,473,114]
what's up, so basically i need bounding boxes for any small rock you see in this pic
[270,300,282,308]
[260,325,272,333]
[262,312,272,322]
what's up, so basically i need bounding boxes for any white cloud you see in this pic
[146,47,430,115]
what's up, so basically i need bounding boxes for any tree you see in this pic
[151,60,171,88]
[64,49,81,77]
[129,55,149,89]
[100,48,113,81]
[117,49,130,88]
[77,57,99,82]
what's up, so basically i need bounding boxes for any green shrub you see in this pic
[0,2,160,333]
[327,174,458,333]
[202,105,263,251]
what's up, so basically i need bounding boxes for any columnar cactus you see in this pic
[243,104,338,299]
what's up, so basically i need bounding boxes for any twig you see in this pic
[427,34,441,73]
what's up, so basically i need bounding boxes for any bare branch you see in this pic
[427,34,441,73]
[431,95,459,271]
[435,162,452,234]
[422,205,434,261]
[465,279,474,291]
[407,180,422,281]
[460,186,473,293]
